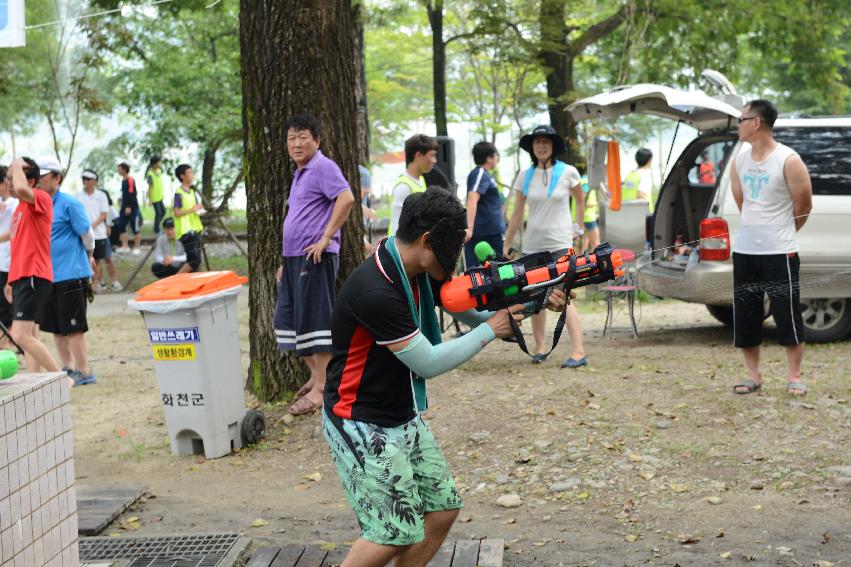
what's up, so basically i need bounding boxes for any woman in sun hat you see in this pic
[503,125,589,368]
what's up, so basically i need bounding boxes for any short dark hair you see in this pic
[0,166,6,182]
[150,155,161,166]
[22,157,40,183]
[404,134,438,165]
[285,113,321,140]
[396,187,465,243]
[746,99,778,129]
[175,164,192,181]
[118,162,130,174]
[472,141,498,166]
[635,148,653,167]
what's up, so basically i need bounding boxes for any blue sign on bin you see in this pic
[149,327,201,344]
[0,0,8,31]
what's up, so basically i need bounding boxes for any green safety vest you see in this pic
[388,174,426,236]
[622,169,653,211]
[148,169,165,203]
[173,186,204,238]
[571,176,598,223]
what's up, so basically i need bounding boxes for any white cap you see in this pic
[81,170,97,180]
[36,156,63,176]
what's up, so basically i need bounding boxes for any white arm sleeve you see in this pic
[81,227,95,253]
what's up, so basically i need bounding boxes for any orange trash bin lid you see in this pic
[133,271,249,302]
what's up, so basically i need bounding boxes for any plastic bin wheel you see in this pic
[241,409,267,446]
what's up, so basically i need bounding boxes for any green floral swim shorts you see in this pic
[323,410,463,546]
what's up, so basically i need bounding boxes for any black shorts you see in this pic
[40,279,90,336]
[93,238,111,261]
[733,252,804,348]
[117,208,142,235]
[180,232,203,271]
[11,276,52,324]
[0,272,12,327]
[274,254,338,356]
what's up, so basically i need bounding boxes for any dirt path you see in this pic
[69,292,851,566]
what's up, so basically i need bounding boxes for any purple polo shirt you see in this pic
[282,150,351,257]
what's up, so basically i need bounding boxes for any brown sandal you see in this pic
[289,395,322,416]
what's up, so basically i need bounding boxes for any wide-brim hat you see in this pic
[519,125,566,159]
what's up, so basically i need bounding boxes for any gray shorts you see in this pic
[274,254,338,356]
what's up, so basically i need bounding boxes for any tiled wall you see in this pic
[0,373,79,567]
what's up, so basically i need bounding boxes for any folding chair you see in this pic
[600,248,638,338]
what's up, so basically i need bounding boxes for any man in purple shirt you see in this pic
[276,113,355,416]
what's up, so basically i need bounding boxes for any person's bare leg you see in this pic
[93,260,103,286]
[105,258,117,281]
[67,332,89,374]
[120,231,129,249]
[11,321,61,373]
[392,509,458,567]
[177,263,193,274]
[564,303,585,360]
[532,310,547,355]
[733,346,762,394]
[786,343,805,393]
[341,539,404,567]
[53,334,73,369]
[303,351,331,403]
[133,232,142,250]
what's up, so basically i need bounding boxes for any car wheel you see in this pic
[800,298,851,343]
[706,304,733,327]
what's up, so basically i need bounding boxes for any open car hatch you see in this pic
[567,84,742,131]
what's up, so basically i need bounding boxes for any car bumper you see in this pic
[638,260,732,305]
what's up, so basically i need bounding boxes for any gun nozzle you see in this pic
[615,267,625,277]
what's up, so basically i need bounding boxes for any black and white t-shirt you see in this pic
[324,240,443,427]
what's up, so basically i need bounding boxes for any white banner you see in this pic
[0,0,26,48]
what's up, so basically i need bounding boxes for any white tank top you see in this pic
[733,142,799,254]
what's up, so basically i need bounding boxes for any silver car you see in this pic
[569,83,851,342]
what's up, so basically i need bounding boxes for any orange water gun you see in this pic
[441,243,624,313]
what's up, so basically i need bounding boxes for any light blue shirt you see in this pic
[51,190,92,282]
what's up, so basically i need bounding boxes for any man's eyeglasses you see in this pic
[738,116,758,124]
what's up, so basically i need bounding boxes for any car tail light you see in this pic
[699,218,730,261]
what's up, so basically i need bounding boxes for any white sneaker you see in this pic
[117,247,131,254]
[94,283,106,293]
[111,281,123,291]
[131,248,141,256]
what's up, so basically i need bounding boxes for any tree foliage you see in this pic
[85,0,242,206]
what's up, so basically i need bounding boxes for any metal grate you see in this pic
[79,533,242,567]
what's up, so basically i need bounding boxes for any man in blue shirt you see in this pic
[36,156,96,386]
[463,141,504,267]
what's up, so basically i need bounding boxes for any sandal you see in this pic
[292,381,314,402]
[786,381,807,396]
[733,379,762,395]
[289,394,322,416]
[531,353,548,364]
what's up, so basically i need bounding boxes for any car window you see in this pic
[687,140,735,186]
[774,127,851,196]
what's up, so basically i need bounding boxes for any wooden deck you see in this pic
[76,485,147,536]
[245,539,504,567]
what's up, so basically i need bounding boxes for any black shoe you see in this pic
[531,353,548,364]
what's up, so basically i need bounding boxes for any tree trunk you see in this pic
[354,2,370,163]
[201,144,219,203]
[240,0,364,400]
[539,0,630,165]
[426,1,448,136]
[539,0,578,163]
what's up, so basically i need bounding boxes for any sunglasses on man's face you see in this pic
[738,116,758,124]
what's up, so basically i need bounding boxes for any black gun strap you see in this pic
[508,303,568,359]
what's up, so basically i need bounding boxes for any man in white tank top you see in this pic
[730,99,812,396]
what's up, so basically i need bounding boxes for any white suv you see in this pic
[569,83,851,342]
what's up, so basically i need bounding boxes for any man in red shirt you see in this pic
[2,157,61,374]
